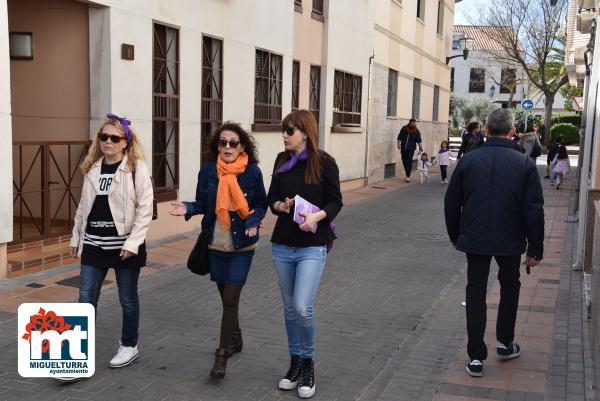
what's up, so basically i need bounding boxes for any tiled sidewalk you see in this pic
[433,174,593,401]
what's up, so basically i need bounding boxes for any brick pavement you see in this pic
[0,165,592,401]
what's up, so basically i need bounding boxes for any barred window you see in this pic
[500,68,517,94]
[387,69,398,117]
[292,60,300,111]
[254,49,283,125]
[152,23,179,197]
[333,70,362,127]
[433,85,440,122]
[309,65,321,123]
[201,36,223,164]
[412,78,421,120]
[469,68,485,93]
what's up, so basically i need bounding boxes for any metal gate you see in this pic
[12,141,90,244]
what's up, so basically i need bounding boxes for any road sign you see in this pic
[521,99,534,110]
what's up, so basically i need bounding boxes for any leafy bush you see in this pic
[551,114,581,127]
[450,128,462,137]
[512,108,542,134]
[550,123,580,145]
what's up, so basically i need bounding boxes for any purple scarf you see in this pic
[277,149,308,173]
[276,149,336,252]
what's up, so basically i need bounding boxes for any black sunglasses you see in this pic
[218,139,241,148]
[281,126,297,136]
[98,133,125,143]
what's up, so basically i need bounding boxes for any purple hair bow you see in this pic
[106,113,132,142]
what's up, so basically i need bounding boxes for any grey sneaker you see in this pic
[497,342,520,360]
[465,359,483,377]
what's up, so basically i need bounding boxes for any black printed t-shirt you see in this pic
[81,161,147,269]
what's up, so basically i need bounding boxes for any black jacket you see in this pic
[444,137,544,258]
[267,151,343,247]
[457,133,484,159]
[397,126,422,153]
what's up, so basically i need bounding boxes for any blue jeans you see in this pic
[79,264,140,347]
[272,244,327,358]
[550,168,556,184]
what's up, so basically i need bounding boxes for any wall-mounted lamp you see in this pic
[9,32,33,60]
[446,37,474,64]
[490,85,496,98]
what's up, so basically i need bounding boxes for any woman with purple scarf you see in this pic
[457,121,484,159]
[267,110,343,399]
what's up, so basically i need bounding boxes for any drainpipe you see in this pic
[364,51,375,185]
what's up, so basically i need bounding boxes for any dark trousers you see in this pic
[401,150,415,177]
[465,253,521,361]
[79,264,141,347]
[440,165,448,180]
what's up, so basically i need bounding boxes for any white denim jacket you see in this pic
[70,154,154,257]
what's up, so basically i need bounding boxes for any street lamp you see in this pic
[446,37,474,64]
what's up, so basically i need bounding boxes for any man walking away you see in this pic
[397,119,423,182]
[444,108,544,378]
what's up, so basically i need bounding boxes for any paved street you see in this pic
[0,166,590,401]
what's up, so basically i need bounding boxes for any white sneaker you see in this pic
[109,343,139,368]
[54,376,86,383]
[405,177,411,182]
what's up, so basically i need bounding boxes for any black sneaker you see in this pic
[465,359,483,377]
[278,355,302,390]
[298,357,315,398]
[497,342,521,360]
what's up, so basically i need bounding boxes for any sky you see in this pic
[454,0,488,25]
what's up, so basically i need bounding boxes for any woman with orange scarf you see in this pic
[169,122,267,379]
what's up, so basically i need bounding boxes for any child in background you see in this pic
[418,152,429,184]
[550,145,570,190]
[436,141,456,184]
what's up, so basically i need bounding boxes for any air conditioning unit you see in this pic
[578,0,595,9]
[577,10,596,34]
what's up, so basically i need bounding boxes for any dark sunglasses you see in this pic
[281,126,297,136]
[218,139,241,148]
[98,133,125,143]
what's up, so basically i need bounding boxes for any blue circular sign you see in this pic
[521,99,534,110]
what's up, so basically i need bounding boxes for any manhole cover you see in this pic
[56,276,112,288]
[538,278,560,285]
[408,233,447,242]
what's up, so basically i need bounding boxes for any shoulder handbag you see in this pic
[132,169,158,220]
[187,231,210,275]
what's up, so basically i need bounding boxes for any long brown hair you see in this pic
[277,110,324,184]
[557,145,568,160]
[80,120,144,174]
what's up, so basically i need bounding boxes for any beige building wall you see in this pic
[1,0,13,276]
[369,0,453,182]
[8,0,90,142]
[322,0,375,183]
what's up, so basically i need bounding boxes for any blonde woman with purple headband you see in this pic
[63,114,153,380]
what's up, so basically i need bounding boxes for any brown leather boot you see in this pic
[209,348,228,379]
[227,329,243,357]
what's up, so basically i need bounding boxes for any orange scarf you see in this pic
[215,152,254,229]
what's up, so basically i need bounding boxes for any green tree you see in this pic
[559,83,583,113]
[471,96,495,123]
[477,0,568,143]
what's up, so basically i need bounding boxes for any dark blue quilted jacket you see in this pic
[444,137,544,258]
